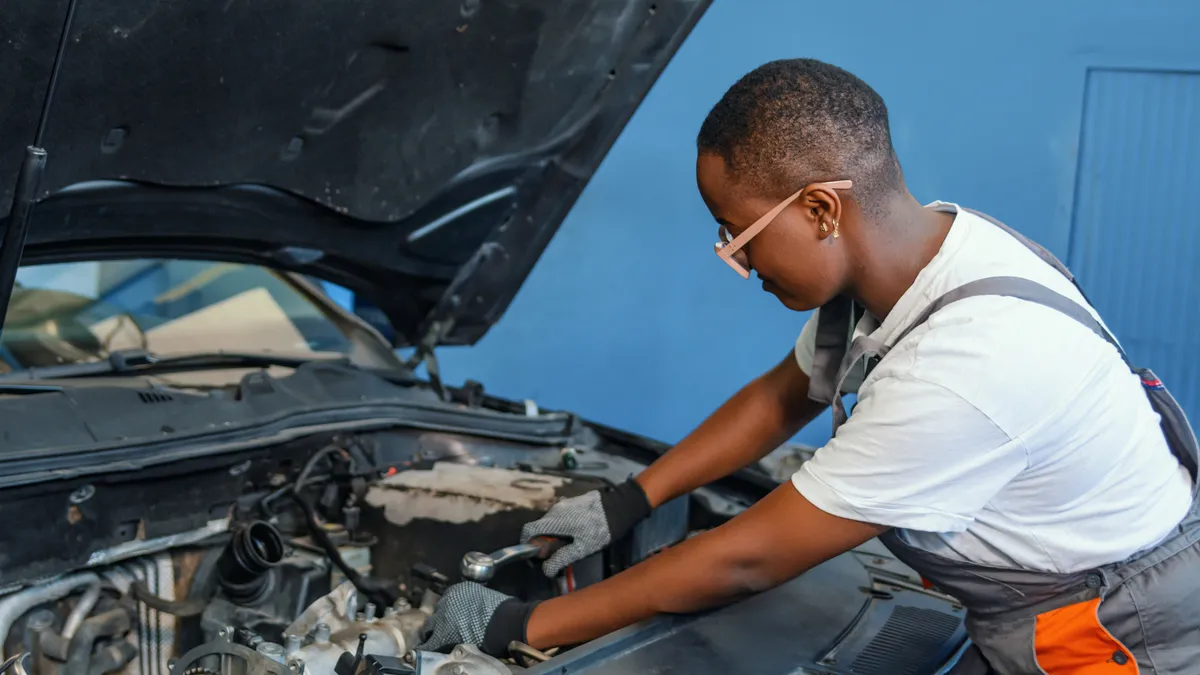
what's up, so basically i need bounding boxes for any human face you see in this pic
[697,153,852,311]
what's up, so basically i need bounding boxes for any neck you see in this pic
[846,193,953,320]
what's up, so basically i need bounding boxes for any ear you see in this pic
[801,184,843,241]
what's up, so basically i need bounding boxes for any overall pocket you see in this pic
[1035,597,1138,674]
[1111,539,1200,674]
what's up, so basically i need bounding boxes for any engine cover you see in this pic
[361,463,611,599]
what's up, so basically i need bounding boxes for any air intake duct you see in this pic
[217,521,284,605]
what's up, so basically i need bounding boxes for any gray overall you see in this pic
[807,206,1200,674]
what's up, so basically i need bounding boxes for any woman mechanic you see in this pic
[416,58,1200,674]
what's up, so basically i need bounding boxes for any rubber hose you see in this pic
[0,573,101,659]
[33,631,69,663]
[86,641,137,675]
[216,521,285,605]
[61,607,132,675]
[130,581,208,618]
[286,492,397,607]
[61,581,102,640]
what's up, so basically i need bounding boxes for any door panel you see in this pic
[1069,68,1200,419]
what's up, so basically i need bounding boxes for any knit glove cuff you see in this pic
[521,479,652,577]
[416,582,524,654]
[481,598,538,657]
[600,478,652,541]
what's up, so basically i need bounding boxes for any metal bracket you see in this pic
[412,646,509,675]
[173,630,290,675]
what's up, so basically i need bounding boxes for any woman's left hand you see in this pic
[415,582,538,656]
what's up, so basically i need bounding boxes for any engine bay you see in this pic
[0,412,969,675]
[0,423,698,675]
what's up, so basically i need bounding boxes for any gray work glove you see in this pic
[414,582,538,657]
[520,479,652,577]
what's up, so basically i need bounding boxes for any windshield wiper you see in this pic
[0,349,351,381]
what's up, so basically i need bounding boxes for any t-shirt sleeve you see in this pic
[791,372,1027,532]
[794,310,819,376]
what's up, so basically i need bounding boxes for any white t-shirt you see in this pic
[791,202,1193,573]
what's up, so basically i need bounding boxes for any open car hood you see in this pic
[0,0,709,346]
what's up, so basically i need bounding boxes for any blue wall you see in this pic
[433,0,1200,448]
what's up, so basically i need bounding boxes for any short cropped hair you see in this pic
[697,58,903,214]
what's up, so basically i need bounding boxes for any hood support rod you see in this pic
[0,0,81,341]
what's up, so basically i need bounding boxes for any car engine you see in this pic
[0,408,969,675]
[0,429,688,675]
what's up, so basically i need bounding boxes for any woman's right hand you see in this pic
[519,479,652,577]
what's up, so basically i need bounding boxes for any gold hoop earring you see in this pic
[819,222,828,233]
[832,219,840,239]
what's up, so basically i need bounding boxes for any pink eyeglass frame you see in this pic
[714,179,853,279]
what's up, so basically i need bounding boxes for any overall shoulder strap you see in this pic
[951,207,1123,361]
[959,207,1076,281]
[894,273,1199,483]
[891,275,1130,368]
[807,295,855,406]
[871,206,1197,483]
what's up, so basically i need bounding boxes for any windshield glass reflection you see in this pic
[1,259,354,372]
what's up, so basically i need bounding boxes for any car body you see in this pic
[0,1,969,673]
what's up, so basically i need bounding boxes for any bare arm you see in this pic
[635,351,826,508]
[525,483,885,649]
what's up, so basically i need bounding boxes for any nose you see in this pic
[730,247,750,272]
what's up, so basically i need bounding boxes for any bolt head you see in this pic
[460,551,494,582]
[69,484,95,504]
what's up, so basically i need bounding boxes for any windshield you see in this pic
[1,259,356,372]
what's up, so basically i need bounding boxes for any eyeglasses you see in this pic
[713,180,853,279]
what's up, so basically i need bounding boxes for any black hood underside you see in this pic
[0,0,709,345]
